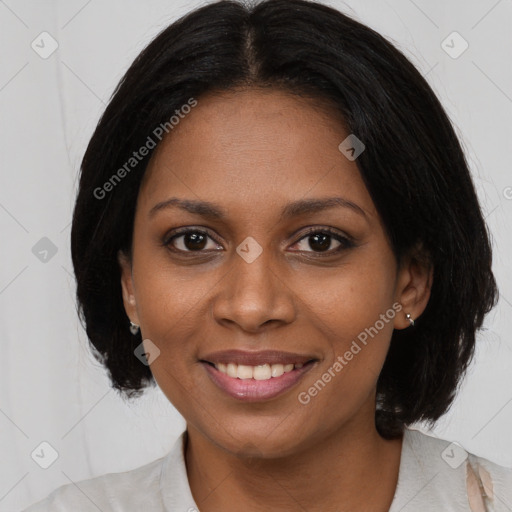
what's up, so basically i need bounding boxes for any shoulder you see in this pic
[394,427,512,511]
[22,454,167,511]
[466,448,512,511]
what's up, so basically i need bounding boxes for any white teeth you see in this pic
[237,364,254,379]
[213,361,307,380]
[226,363,237,378]
[271,364,284,378]
[253,364,271,380]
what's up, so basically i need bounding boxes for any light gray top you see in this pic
[23,427,512,511]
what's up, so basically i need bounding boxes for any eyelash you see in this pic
[162,226,355,257]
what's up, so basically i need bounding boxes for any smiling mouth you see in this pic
[201,360,316,380]
[200,359,318,402]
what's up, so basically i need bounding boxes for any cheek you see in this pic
[300,251,397,381]
[304,252,396,337]
[134,263,213,335]
[135,271,205,413]
[131,269,211,408]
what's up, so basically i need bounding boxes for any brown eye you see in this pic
[306,232,333,252]
[180,232,208,251]
[293,228,355,255]
[164,229,222,252]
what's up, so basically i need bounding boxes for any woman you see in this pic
[24,0,511,510]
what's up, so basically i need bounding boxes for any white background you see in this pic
[1,0,511,509]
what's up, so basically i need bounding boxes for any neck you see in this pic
[185,409,404,512]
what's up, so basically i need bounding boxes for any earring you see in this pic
[129,321,140,335]
[405,313,415,327]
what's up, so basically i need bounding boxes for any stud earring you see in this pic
[129,321,140,335]
[405,313,415,327]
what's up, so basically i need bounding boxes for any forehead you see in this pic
[138,87,376,221]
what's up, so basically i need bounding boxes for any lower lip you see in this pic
[201,361,316,402]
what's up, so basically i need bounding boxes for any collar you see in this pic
[159,427,476,511]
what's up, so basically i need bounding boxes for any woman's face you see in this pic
[119,87,421,457]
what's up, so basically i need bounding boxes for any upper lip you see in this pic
[200,350,317,366]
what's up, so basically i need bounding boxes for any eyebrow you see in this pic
[148,196,368,221]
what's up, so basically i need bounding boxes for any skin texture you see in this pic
[118,87,433,512]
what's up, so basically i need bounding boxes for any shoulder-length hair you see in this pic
[70,0,498,439]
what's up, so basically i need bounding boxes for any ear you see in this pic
[393,243,433,330]
[117,249,140,325]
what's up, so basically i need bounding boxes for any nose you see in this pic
[212,248,296,333]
